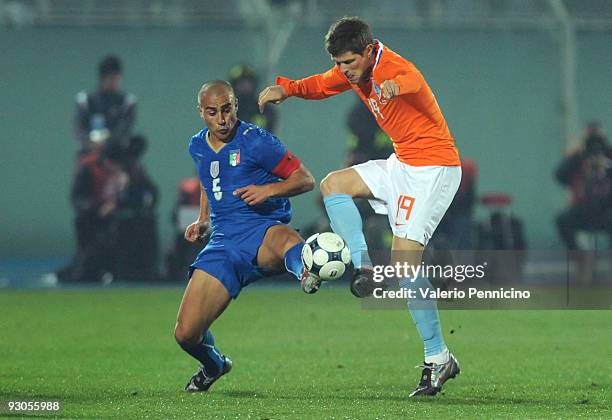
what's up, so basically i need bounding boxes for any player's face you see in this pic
[198,92,238,142]
[333,45,375,84]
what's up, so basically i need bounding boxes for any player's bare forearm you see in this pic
[198,183,210,223]
[234,165,315,206]
[184,184,210,242]
[258,85,288,113]
[269,165,315,198]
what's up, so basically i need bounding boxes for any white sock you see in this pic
[425,348,450,365]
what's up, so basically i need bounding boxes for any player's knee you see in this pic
[174,323,200,348]
[320,172,343,196]
[263,226,302,262]
[280,230,303,254]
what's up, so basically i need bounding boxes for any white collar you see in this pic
[373,40,384,70]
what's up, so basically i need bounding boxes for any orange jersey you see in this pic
[277,41,460,166]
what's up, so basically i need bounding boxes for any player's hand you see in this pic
[380,80,400,100]
[234,184,271,206]
[184,220,210,242]
[258,85,287,113]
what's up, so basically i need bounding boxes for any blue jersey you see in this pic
[188,121,294,231]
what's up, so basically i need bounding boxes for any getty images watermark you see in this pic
[372,261,487,282]
[360,250,612,309]
[370,261,531,300]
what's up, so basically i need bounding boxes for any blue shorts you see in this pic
[189,220,284,298]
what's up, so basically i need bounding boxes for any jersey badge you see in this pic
[373,80,381,99]
[210,161,220,178]
[229,149,241,167]
[372,80,388,105]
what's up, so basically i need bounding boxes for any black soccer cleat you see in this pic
[409,353,460,397]
[185,356,232,392]
[350,267,377,298]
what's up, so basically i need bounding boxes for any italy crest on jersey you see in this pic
[229,149,240,167]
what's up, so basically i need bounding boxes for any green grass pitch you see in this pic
[1,286,610,418]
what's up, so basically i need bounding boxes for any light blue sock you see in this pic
[284,242,304,280]
[400,275,448,361]
[323,194,371,269]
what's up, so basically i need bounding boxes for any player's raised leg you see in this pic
[174,269,233,392]
[256,224,321,293]
[320,168,375,296]
[391,236,460,397]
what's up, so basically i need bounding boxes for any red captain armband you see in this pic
[272,150,302,179]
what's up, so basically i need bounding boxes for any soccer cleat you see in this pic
[409,353,460,397]
[350,267,376,298]
[185,356,232,392]
[300,269,322,294]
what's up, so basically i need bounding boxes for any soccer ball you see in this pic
[301,232,351,281]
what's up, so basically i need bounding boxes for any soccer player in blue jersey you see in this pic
[174,80,319,392]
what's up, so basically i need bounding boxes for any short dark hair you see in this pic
[99,55,122,77]
[325,17,373,57]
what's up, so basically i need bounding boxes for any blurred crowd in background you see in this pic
[56,56,158,283]
[56,55,611,284]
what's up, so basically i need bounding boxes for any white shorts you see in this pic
[353,154,461,246]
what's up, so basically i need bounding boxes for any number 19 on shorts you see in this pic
[395,195,415,225]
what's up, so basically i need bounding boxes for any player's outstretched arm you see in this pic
[258,85,288,113]
[259,69,351,113]
[184,182,210,242]
[234,164,315,206]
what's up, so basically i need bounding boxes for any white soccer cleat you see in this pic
[409,353,461,397]
[300,269,322,294]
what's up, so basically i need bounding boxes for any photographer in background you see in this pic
[113,135,160,281]
[57,140,128,283]
[57,135,159,283]
[555,122,612,250]
[74,55,137,155]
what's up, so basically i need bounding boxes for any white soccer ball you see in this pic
[301,232,351,281]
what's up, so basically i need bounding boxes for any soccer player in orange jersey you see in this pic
[259,17,461,397]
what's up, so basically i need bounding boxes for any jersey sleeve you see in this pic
[376,59,424,94]
[277,66,351,100]
[187,137,198,165]
[252,130,302,179]
[188,135,205,173]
